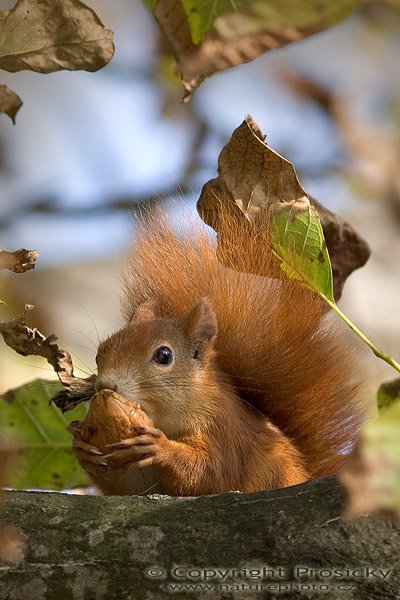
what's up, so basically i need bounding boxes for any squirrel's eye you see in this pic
[152,346,173,365]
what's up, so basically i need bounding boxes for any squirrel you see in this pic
[68,211,371,496]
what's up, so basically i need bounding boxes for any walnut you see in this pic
[81,389,153,452]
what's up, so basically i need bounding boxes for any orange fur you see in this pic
[73,211,371,496]
[91,299,308,495]
[120,212,371,479]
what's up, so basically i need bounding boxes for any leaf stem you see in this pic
[319,292,400,374]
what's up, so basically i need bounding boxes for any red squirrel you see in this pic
[68,213,371,496]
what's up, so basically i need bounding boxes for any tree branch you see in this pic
[0,476,398,599]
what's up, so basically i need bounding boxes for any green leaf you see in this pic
[198,116,400,375]
[341,402,400,518]
[0,379,88,491]
[148,0,363,99]
[181,0,247,45]
[377,378,400,411]
[272,206,335,303]
[180,0,362,44]
[212,0,364,39]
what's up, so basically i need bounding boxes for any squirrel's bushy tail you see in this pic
[122,211,372,477]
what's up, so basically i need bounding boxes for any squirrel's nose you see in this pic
[95,378,118,393]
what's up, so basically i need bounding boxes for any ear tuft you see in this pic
[184,298,218,343]
[129,300,158,324]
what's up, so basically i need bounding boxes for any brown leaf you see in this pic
[180,29,303,101]
[198,115,309,227]
[0,305,95,411]
[154,0,196,64]
[152,0,362,101]
[0,248,38,272]
[0,0,114,74]
[153,0,202,101]
[0,85,22,123]
[197,116,327,284]
[197,115,370,299]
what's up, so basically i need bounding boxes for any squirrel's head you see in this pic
[95,298,218,437]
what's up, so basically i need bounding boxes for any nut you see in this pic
[81,389,153,452]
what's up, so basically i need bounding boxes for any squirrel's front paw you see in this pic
[66,420,109,477]
[104,425,167,469]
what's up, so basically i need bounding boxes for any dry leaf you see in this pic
[197,116,337,301]
[0,248,38,272]
[151,0,362,100]
[0,0,114,73]
[198,115,310,229]
[198,115,370,299]
[0,305,95,410]
[0,84,22,123]
[0,250,94,410]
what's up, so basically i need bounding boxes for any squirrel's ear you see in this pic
[129,300,158,324]
[183,298,218,343]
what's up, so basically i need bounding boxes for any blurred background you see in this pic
[0,0,399,395]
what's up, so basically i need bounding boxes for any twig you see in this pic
[0,305,95,411]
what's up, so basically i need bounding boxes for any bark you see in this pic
[0,475,399,600]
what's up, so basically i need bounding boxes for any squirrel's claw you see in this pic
[72,447,108,468]
[104,444,159,467]
[133,425,163,438]
[66,420,108,475]
[66,420,82,436]
[66,421,103,456]
[104,428,167,468]
[106,432,162,450]
[73,439,103,457]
